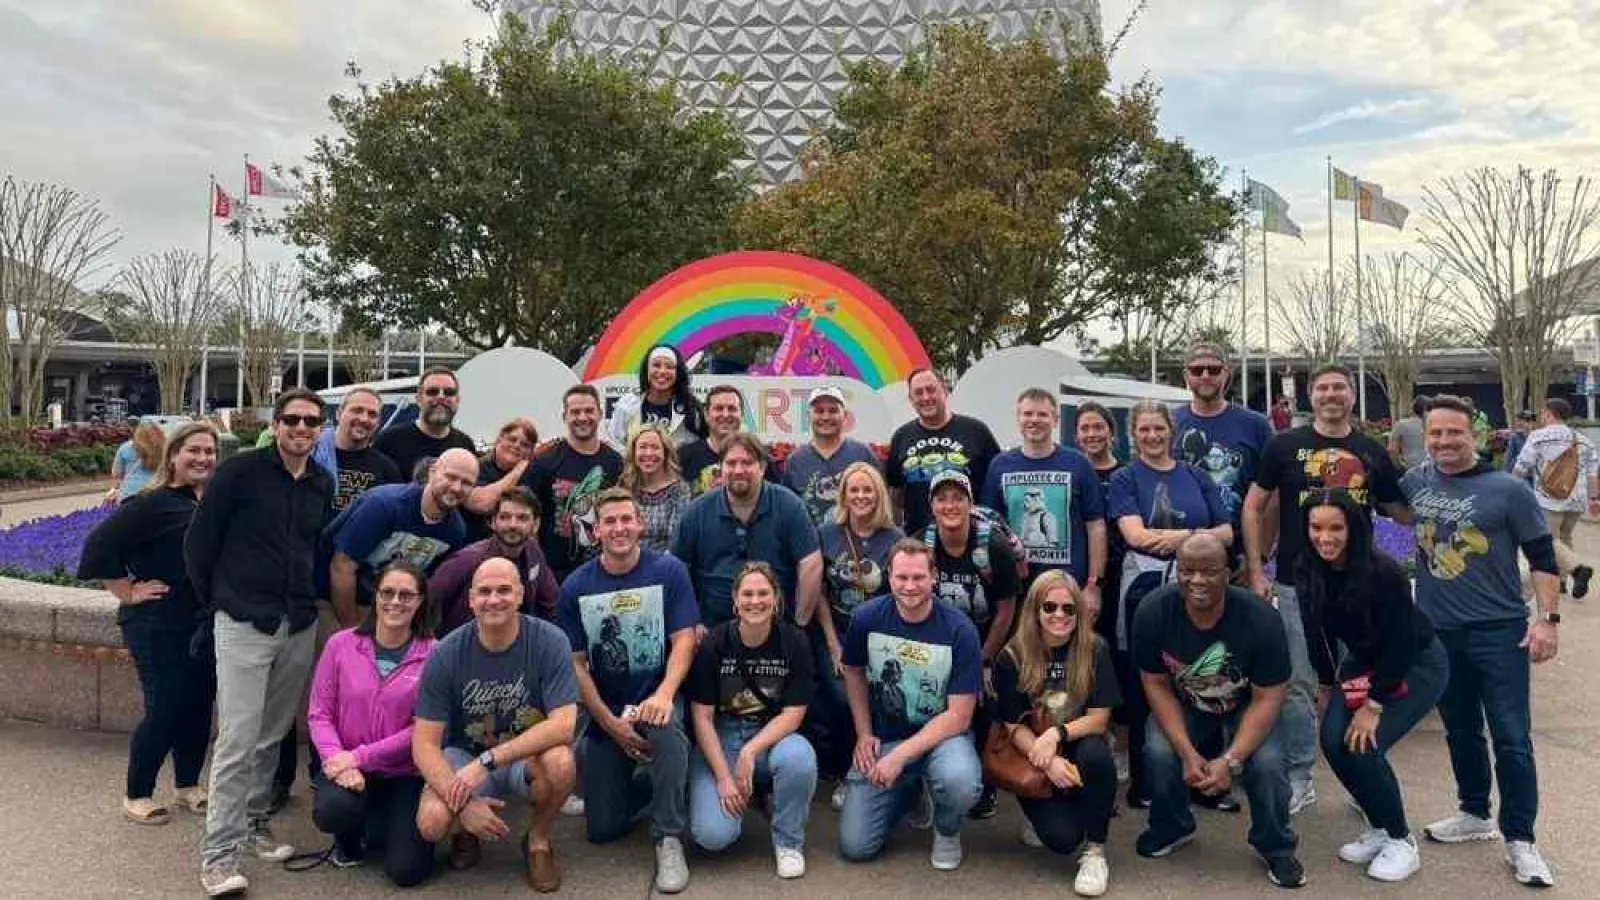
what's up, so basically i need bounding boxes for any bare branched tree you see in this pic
[222,263,304,406]
[335,315,384,384]
[0,177,120,419]
[1360,253,1452,417]
[1106,239,1244,378]
[110,249,224,413]
[1273,268,1352,365]
[1421,167,1600,421]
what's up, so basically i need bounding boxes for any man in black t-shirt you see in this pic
[1242,363,1407,814]
[373,366,478,482]
[322,387,402,511]
[1132,534,1302,888]
[522,385,623,582]
[885,368,1001,534]
[678,385,782,496]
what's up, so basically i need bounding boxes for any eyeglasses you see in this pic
[277,414,323,429]
[423,386,459,398]
[376,588,421,604]
[1187,364,1224,377]
[1040,601,1077,616]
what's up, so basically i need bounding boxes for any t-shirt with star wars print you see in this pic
[686,620,814,724]
[1132,583,1289,718]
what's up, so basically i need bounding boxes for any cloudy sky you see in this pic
[3,0,1597,346]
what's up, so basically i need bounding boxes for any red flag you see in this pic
[245,162,263,196]
[246,161,299,199]
[213,184,233,219]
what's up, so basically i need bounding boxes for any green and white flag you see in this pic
[1246,178,1304,239]
[1333,167,1358,202]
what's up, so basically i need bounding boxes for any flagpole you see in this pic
[381,332,390,380]
[327,310,336,390]
[1240,170,1250,409]
[202,175,215,417]
[296,320,306,389]
[1354,177,1368,422]
[237,155,250,410]
[1326,157,1337,336]
[1262,215,1271,415]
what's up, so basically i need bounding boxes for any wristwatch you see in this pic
[1056,724,1071,745]
[1541,612,1562,624]
[1222,752,1244,777]
[477,749,497,771]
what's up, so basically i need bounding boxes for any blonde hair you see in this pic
[150,422,220,491]
[832,461,893,531]
[131,421,165,471]
[1003,570,1096,703]
[1128,400,1175,461]
[620,424,682,490]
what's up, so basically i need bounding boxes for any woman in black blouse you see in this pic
[78,422,220,826]
[994,570,1120,897]
[1296,489,1447,884]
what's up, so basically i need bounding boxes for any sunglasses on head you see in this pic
[1040,601,1077,616]
[1187,364,1224,377]
[423,386,459,398]
[277,414,323,429]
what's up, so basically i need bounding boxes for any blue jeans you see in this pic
[838,734,981,861]
[689,720,817,852]
[1322,638,1449,839]
[1145,708,1297,859]
[1435,620,1539,842]
[1273,583,1318,788]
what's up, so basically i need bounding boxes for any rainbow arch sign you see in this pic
[582,251,932,389]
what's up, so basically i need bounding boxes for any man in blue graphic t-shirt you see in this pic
[1173,344,1275,532]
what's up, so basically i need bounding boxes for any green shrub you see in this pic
[0,449,72,482]
[56,446,115,476]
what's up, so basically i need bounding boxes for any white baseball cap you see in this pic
[808,386,846,406]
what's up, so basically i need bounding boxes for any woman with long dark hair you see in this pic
[994,570,1120,897]
[306,562,438,885]
[606,343,708,447]
[1295,489,1446,883]
[1073,403,1123,645]
[79,422,221,825]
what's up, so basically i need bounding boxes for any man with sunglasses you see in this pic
[1174,344,1275,557]
[187,389,335,896]
[375,366,478,483]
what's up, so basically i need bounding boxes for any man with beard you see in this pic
[522,385,624,583]
[783,386,879,526]
[886,368,1001,534]
[325,447,478,627]
[375,366,478,482]
[314,387,402,512]
[187,390,334,896]
[1244,363,1408,816]
[1133,534,1302,888]
[1173,344,1274,558]
[674,434,823,629]
[678,385,781,496]
[430,487,562,633]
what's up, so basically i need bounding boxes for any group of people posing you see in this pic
[78,341,1565,896]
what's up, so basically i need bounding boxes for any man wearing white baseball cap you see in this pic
[784,386,881,527]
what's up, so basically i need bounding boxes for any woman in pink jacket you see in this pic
[307,562,438,885]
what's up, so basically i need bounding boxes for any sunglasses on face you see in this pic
[423,386,459,398]
[1040,601,1077,616]
[277,414,323,429]
[1187,364,1224,377]
[376,588,420,603]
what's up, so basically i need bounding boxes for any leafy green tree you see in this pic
[738,24,1234,373]
[283,16,748,364]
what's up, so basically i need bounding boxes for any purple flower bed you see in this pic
[0,506,111,584]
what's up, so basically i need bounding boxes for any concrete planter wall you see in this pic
[0,577,142,732]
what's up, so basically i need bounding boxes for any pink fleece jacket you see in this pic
[306,628,436,777]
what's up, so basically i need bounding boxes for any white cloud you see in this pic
[1292,96,1434,135]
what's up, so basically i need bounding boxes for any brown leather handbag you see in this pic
[981,712,1054,799]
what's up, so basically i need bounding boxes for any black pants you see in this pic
[312,773,434,887]
[120,617,215,799]
[1019,734,1118,853]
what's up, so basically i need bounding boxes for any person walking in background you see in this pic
[1388,396,1430,473]
[109,419,164,503]
[1295,490,1447,883]
[1271,397,1293,433]
[79,422,220,827]
[783,386,880,527]
[306,563,438,886]
[1503,410,1537,479]
[621,424,693,552]
[1512,398,1599,600]
[186,389,333,896]
[605,343,707,448]
[885,368,1001,534]
[373,366,478,482]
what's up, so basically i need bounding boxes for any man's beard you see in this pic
[495,531,529,550]
[423,404,455,427]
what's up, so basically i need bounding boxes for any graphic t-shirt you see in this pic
[373,425,477,483]
[842,595,982,742]
[782,439,881,526]
[332,446,402,512]
[639,399,675,432]
[556,550,700,713]
[994,635,1121,727]
[522,440,624,581]
[1402,464,1549,628]
[1173,404,1275,525]
[414,614,579,755]
[981,446,1104,583]
[818,523,904,628]
[327,483,468,600]
[930,523,1021,631]
[686,621,814,724]
[1133,584,1290,717]
[885,414,1002,534]
[1254,427,1404,580]
[679,438,783,497]
[1108,461,1228,555]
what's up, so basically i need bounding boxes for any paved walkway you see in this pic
[0,486,106,527]
[4,534,1599,897]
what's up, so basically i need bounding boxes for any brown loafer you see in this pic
[448,833,482,870]
[526,842,562,893]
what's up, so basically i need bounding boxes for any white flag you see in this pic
[246,162,302,200]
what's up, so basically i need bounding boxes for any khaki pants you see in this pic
[1543,508,1583,576]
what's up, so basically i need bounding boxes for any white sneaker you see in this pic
[560,794,586,817]
[247,821,294,862]
[1289,781,1317,816]
[1506,840,1554,887]
[775,847,806,879]
[1367,835,1421,882]
[831,781,847,812]
[199,859,247,897]
[930,832,963,871]
[655,836,690,893]
[1424,812,1500,844]
[1338,827,1388,865]
[907,779,934,830]
[1074,843,1109,897]
[1020,818,1043,848]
